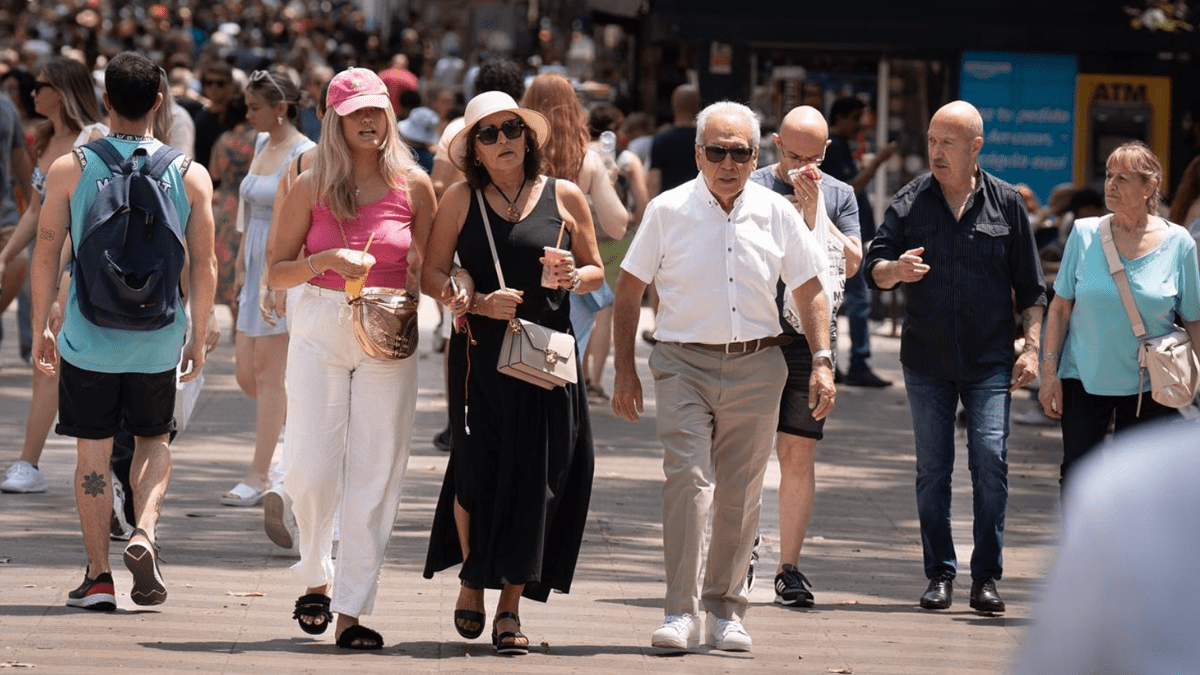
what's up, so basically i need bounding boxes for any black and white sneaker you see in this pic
[774,564,814,607]
[746,533,760,592]
[109,477,134,541]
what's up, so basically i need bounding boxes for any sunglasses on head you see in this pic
[32,81,54,93]
[702,144,754,164]
[476,119,526,145]
[250,70,289,103]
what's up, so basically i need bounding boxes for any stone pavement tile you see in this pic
[0,308,1064,674]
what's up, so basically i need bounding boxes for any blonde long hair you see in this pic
[310,104,416,223]
[521,73,588,182]
[33,58,105,160]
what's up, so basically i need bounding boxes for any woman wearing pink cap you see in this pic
[267,67,435,650]
[421,90,602,655]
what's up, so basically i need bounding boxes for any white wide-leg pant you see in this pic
[283,284,418,618]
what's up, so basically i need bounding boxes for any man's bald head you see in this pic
[774,105,831,180]
[931,100,984,141]
[927,100,984,189]
[672,85,701,124]
[780,105,828,144]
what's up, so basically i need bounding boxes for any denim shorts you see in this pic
[56,358,177,439]
[777,335,825,440]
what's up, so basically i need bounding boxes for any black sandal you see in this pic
[336,624,384,650]
[491,611,529,656]
[292,593,332,635]
[454,581,485,639]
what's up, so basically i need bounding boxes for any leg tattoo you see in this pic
[81,472,107,497]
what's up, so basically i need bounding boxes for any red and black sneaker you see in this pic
[66,571,116,611]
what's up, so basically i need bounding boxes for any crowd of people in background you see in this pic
[3,3,1200,664]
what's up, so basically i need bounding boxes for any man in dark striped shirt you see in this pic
[863,100,1046,615]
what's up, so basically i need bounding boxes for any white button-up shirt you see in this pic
[622,175,827,344]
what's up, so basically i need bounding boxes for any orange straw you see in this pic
[553,220,566,250]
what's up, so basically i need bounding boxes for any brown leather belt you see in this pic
[680,336,793,354]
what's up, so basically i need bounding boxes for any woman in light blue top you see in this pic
[222,70,314,506]
[1039,141,1200,487]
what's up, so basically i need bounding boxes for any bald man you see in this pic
[864,100,1046,614]
[747,106,861,607]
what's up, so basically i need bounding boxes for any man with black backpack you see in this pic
[29,51,217,612]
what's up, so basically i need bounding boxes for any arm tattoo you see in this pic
[81,472,107,497]
[39,228,56,241]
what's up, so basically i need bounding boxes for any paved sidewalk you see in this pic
[0,302,1065,674]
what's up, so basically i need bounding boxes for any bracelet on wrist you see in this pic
[569,269,582,293]
[1041,352,1059,363]
[306,255,320,277]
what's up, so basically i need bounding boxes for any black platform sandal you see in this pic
[336,624,384,650]
[491,611,529,656]
[454,580,486,639]
[293,593,332,635]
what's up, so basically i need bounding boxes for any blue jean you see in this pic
[903,366,1010,581]
[842,269,870,374]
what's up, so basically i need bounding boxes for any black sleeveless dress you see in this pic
[423,177,595,602]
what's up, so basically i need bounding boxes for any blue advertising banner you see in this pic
[959,52,1077,205]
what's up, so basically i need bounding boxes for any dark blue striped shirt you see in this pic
[864,170,1046,381]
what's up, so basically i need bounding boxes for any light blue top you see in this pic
[58,136,193,374]
[1054,216,1200,395]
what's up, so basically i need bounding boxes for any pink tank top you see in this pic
[306,184,414,290]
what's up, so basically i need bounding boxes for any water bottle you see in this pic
[599,130,617,169]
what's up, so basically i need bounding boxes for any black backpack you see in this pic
[74,138,186,331]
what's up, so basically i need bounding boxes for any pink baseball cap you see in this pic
[327,68,391,117]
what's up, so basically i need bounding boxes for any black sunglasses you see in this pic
[701,144,754,164]
[32,81,54,93]
[202,78,230,87]
[476,119,526,145]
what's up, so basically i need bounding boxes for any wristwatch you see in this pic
[569,269,582,293]
[811,349,834,367]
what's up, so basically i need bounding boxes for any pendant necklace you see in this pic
[493,176,528,221]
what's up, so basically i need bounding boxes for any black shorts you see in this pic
[778,335,827,440]
[56,359,177,439]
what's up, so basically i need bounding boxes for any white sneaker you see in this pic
[707,616,752,652]
[262,488,298,550]
[651,614,700,650]
[1,460,47,493]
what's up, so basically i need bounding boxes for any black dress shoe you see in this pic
[843,368,892,388]
[919,574,953,610]
[969,578,1006,613]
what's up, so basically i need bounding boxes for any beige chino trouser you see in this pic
[650,342,786,621]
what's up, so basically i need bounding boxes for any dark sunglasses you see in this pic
[32,81,55,93]
[476,119,526,145]
[202,78,230,87]
[702,144,754,164]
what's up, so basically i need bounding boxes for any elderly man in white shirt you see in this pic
[611,100,836,653]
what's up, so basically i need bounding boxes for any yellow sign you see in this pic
[1074,74,1171,189]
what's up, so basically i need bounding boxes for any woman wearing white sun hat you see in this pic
[421,90,602,656]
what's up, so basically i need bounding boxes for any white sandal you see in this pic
[220,481,267,507]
